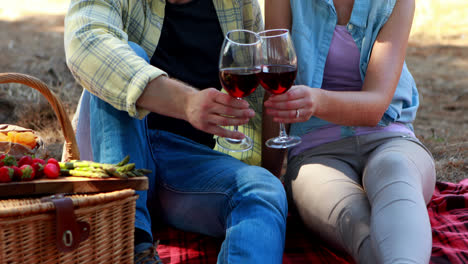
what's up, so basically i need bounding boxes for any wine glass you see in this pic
[258,29,302,149]
[217,29,262,152]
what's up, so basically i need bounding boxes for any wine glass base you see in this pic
[217,136,253,152]
[266,136,302,149]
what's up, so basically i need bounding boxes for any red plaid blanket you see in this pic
[156,180,468,264]
[429,179,468,264]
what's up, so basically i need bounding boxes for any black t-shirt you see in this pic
[147,0,224,148]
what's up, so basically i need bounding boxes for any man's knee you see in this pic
[235,166,288,217]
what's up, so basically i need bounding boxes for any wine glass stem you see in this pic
[279,122,288,138]
[233,97,241,134]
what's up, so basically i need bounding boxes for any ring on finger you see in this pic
[295,109,300,118]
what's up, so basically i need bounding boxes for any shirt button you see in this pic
[347,24,353,31]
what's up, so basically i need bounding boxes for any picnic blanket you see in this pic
[156,179,468,264]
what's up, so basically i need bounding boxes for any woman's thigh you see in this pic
[363,137,436,205]
[285,154,371,255]
[363,138,436,263]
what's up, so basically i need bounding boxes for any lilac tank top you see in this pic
[289,25,414,158]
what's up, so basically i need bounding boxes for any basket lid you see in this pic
[0,189,135,217]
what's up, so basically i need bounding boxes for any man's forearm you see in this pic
[136,75,197,121]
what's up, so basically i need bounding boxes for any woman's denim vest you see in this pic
[289,0,419,137]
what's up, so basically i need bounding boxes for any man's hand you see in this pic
[138,76,255,138]
[185,88,255,139]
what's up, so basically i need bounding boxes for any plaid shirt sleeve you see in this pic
[64,0,166,119]
[213,0,265,166]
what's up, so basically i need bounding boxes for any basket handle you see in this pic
[0,72,80,161]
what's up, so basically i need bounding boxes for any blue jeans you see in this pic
[79,42,288,263]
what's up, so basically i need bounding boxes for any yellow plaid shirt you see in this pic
[65,0,264,165]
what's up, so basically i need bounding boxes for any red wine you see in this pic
[258,65,297,94]
[219,67,261,98]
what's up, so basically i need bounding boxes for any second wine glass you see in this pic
[258,29,302,149]
[217,29,262,152]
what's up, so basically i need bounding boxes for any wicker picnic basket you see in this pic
[0,73,138,263]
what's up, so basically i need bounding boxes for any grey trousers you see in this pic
[284,132,436,264]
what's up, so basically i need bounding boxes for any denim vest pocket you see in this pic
[383,62,419,124]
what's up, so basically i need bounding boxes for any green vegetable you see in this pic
[58,155,152,179]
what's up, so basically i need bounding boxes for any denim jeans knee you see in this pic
[231,165,288,218]
[219,166,288,264]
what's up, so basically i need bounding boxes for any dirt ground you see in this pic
[0,1,467,183]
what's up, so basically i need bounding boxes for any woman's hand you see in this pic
[263,85,320,123]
